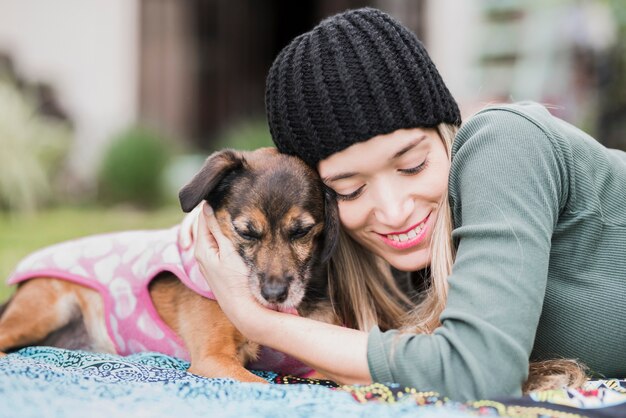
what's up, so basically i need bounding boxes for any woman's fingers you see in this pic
[195,202,251,300]
[179,204,201,249]
[201,203,235,255]
[195,203,219,263]
[196,202,238,261]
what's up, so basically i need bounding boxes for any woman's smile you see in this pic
[377,212,431,250]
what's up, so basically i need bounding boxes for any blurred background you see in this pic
[0,0,625,298]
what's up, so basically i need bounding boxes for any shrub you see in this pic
[97,127,171,209]
[0,79,71,212]
[211,119,273,151]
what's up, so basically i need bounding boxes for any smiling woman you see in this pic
[190,7,626,403]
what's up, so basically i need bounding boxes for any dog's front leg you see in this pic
[181,300,266,383]
[150,279,266,383]
[187,353,267,383]
[184,306,267,383]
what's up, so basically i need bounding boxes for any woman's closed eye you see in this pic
[399,159,428,175]
[335,184,365,201]
[334,158,428,201]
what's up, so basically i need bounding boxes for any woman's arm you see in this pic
[368,105,567,401]
[237,306,371,384]
[194,204,372,384]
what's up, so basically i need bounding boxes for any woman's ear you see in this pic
[178,149,245,213]
[321,187,340,263]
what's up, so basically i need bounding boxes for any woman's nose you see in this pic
[372,183,414,228]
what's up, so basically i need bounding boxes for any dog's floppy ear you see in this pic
[321,187,340,263]
[179,149,245,213]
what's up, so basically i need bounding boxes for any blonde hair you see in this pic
[400,123,457,334]
[326,123,588,392]
[327,228,411,332]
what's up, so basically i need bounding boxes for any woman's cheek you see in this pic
[337,201,366,233]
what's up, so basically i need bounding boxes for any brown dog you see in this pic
[0,148,338,383]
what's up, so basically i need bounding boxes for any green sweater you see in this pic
[367,102,626,401]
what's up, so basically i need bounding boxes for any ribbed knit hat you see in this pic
[266,7,462,168]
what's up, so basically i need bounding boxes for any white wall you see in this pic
[425,0,483,119]
[424,0,617,124]
[0,0,139,184]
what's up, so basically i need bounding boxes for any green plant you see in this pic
[211,119,273,151]
[0,79,71,212]
[97,127,172,209]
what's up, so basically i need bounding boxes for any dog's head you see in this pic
[179,148,338,311]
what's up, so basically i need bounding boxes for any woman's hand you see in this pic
[194,203,265,329]
[179,204,201,250]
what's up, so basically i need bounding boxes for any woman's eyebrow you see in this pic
[323,172,358,183]
[391,135,427,159]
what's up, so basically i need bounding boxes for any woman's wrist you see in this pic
[233,309,373,384]
[220,297,272,341]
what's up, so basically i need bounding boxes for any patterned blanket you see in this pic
[0,347,624,418]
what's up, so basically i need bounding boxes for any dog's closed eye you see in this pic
[233,224,263,241]
[288,225,313,240]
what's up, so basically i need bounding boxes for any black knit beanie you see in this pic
[266,7,462,168]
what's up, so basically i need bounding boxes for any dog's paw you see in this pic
[188,363,268,384]
[235,372,268,384]
[304,370,329,380]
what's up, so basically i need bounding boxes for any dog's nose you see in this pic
[260,280,289,303]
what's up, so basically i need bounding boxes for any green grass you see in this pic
[0,205,183,302]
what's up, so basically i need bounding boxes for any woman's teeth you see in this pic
[387,222,424,242]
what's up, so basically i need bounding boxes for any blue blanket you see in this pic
[1,347,624,418]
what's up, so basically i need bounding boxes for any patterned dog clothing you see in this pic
[8,225,313,376]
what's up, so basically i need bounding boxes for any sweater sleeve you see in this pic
[367,105,568,401]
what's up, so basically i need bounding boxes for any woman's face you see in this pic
[318,128,450,272]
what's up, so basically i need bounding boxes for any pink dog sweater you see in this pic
[7,225,313,377]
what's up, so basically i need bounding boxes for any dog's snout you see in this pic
[260,278,289,303]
